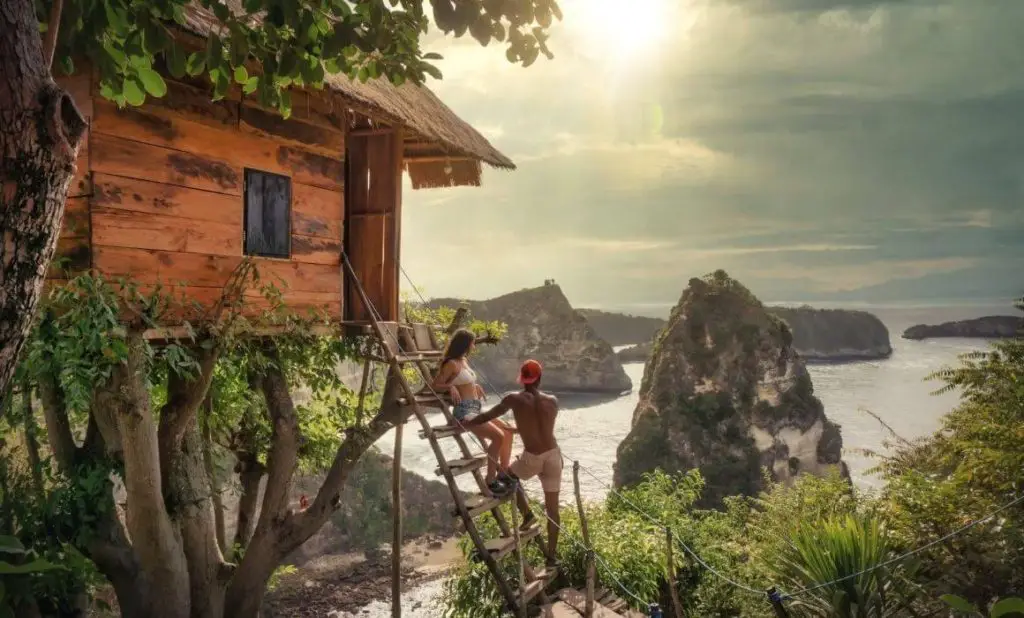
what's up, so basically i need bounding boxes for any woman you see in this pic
[432,329,514,494]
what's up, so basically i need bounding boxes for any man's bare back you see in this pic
[504,390,559,454]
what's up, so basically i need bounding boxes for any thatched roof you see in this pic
[180,2,514,188]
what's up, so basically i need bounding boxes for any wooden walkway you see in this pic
[541,588,647,618]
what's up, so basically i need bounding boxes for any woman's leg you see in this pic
[471,420,505,483]
[491,419,514,472]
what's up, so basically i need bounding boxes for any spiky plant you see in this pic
[771,515,916,618]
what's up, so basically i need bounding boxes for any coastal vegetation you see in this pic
[443,296,1024,617]
[0,272,498,617]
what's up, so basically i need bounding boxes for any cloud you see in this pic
[399,0,1024,304]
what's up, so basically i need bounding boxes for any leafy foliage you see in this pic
[41,0,562,117]
[943,594,1024,617]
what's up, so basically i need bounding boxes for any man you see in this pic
[462,359,561,565]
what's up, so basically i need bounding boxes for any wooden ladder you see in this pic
[343,258,556,615]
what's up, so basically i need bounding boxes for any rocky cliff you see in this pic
[613,271,847,506]
[769,306,892,361]
[430,284,632,394]
[903,316,1022,340]
[576,309,666,346]
[605,307,891,363]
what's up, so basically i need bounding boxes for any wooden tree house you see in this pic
[48,14,513,326]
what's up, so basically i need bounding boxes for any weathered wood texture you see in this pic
[79,72,350,319]
[344,129,401,323]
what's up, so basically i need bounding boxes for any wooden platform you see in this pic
[539,588,647,617]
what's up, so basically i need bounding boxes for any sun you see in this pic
[572,0,672,61]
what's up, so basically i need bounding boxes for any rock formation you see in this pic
[597,306,891,362]
[576,308,666,346]
[430,285,632,394]
[903,316,1022,340]
[769,306,892,361]
[613,271,847,506]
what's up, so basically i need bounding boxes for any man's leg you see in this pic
[543,491,560,564]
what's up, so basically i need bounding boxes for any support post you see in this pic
[573,461,595,617]
[356,359,371,425]
[665,529,684,618]
[391,422,404,618]
[767,588,790,618]
[511,501,527,618]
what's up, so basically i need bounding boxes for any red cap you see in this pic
[517,359,542,385]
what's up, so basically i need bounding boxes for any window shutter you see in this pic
[244,170,291,258]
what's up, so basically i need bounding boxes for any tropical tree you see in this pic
[1,266,503,618]
[0,0,561,397]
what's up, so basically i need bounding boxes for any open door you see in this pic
[344,127,403,323]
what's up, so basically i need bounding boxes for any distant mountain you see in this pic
[797,266,1023,304]
[575,309,666,346]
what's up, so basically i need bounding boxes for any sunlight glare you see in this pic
[574,0,671,61]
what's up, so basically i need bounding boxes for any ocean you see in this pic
[352,303,1016,617]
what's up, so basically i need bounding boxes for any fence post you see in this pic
[511,499,527,618]
[665,529,684,618]
[573,461,595,617]
[767,587,790,618]
[391,422,403,618]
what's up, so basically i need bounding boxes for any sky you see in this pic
[398,0,1024,311]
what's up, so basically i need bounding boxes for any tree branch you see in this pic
[158,344,219,484]
[278,370,405,553]
[253,348,301,524]
[41,0,63,69]
[37,368,77,473]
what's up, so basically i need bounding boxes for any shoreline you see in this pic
[263,535,463,617]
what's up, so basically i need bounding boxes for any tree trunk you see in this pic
[173,421,230,618]
[0,0,87,396]
[224,369,405,618]
[232,452,264,556]
[111,333,190,618]
[21,382,44,495]
[201,399,228,554]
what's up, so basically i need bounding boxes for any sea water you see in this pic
[357,303,1014,616]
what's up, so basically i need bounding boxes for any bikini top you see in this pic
[448,361,477,386]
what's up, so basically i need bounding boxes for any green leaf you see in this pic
[243,76,259,95]
[185,52,207,77]
[0,559,61,575]
[356,66,368,83]
[166,44,186,79]
[423,52,443,61]
[941,595,978,614]
[136,67,167,97]
[234,65,249,84]
[992,598,1024,618]
[122,77,145,106]
[0,537,24,555]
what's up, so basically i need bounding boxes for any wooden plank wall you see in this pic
[84,75,348,320]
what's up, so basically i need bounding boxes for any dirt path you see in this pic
[262,535,463,617]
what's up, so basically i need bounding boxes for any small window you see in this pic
[244,169,291,258]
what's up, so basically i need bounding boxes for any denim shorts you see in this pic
[453,399,482,421]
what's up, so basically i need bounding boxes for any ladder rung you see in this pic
[454,492,515,519]
[420,423,461,439]
[394,352,443,363]
[520,578,547,604]
[527,565,558,583]
[436,455,486,477]
[482,526,541,560]
[400,393,447,408]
